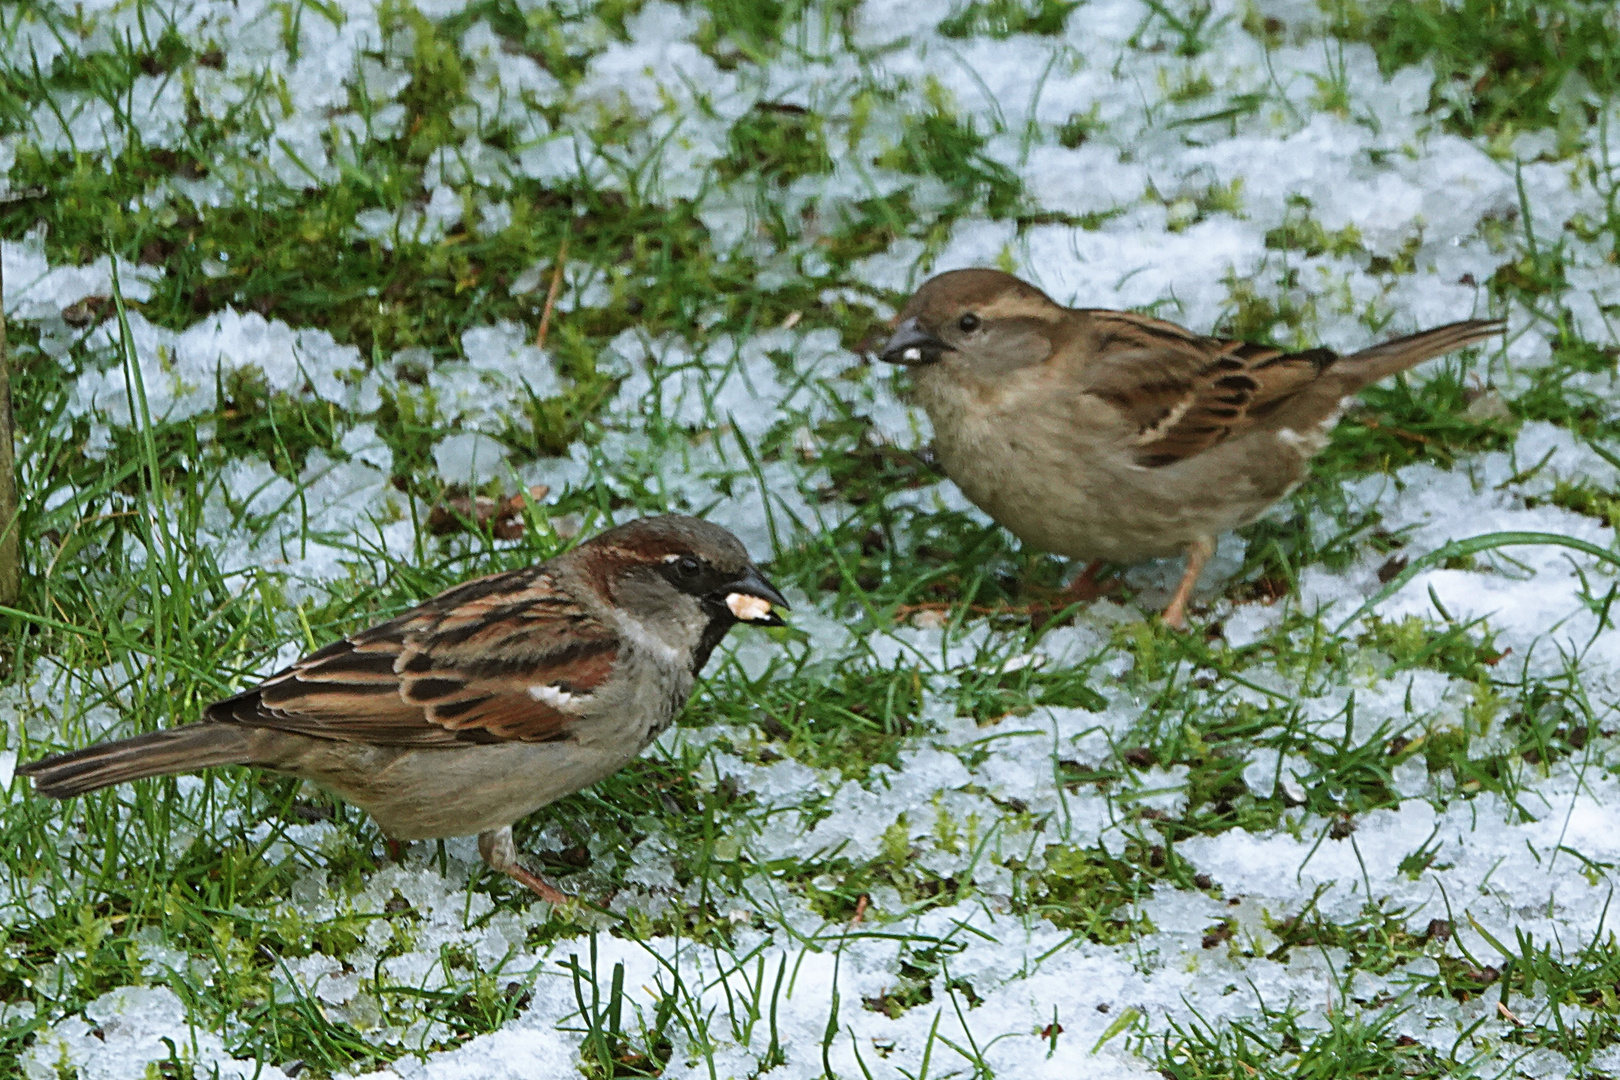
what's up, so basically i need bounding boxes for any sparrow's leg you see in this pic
[1161,536,1215,630]
[478,826,568,904]
[1057,560,1110,606]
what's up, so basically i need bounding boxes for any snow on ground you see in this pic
[5,0,1620,1077]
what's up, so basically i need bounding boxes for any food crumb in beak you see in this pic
[726,593,773,622]
[903,346,922,362]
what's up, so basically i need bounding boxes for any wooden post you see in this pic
[0,250,18,604]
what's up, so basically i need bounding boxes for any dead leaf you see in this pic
[427,485,550,539]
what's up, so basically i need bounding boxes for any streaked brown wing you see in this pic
[1076,312,1338,468]
[205,567,619,746]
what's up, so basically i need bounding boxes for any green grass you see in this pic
[938,0,1082,40]
[1152,996,1496,1079]
[1348,0,1620,146]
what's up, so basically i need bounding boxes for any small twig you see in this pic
[534,238,569,351]
[890,601,955,614]
[1497,1000,1524,1027]
[892,601,1011,618]
[1359,417,1436,446]
[891,598,1088,621]
[850,894,868,925]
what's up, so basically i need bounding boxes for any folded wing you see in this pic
[1075,311,1501,469]
[206,567,618,746]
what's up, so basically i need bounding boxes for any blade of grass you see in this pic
[0,251,16,604]
[1336,531,1620,634]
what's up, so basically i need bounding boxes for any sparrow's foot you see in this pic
[478,826,569,905]
[1020,560,1124,624]
[1056,560,1114,607]
[1161,536,1215,631]
[502,863,571,906]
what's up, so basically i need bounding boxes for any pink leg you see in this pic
[1162,536,1215,631]
[1058,560,1109,605]
[478,826,569,904]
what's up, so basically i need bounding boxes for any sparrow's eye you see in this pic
[958,313,981,333]
[676,555,702,578]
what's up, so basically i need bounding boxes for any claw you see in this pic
[478,826,570,904]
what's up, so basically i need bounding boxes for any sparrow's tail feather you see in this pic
[1339,319,1505,386]
[17,724,259,798]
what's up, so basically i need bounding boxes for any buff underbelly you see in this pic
[941,428,1311,564]
[274,736,642,840]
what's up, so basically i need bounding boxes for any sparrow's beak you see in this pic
[879,318,952,366]
[717,566,789,626]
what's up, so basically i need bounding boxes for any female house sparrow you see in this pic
[880,269,1503,628]
[20,515,786,902]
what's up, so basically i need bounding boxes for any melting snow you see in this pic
[8,0,1620,1077]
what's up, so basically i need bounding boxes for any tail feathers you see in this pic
[18,724,259,799]
[1340,318,1505,386]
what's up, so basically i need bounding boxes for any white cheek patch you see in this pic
[528,683,586,712]
[726,593,774,622]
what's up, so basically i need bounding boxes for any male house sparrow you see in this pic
[20,515,786,902]
[880,269,1503,628]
